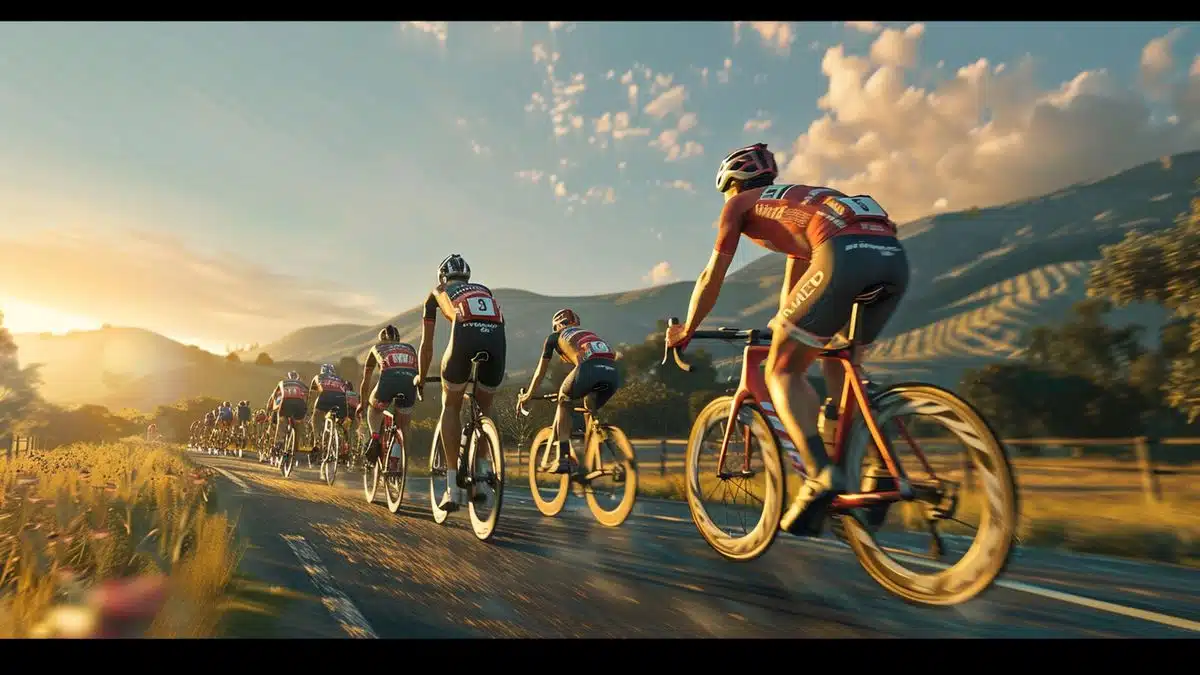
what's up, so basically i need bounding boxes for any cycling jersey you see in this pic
[217,406,233,421]
[715,184,898,263]
[237,404,251,421]
[310,374,349,397]
[422,281,507,391]
[368,341,419,373]
[273,378,308,406]
[542,327,616,367]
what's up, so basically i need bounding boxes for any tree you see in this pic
[490,385,552,453]
[255,352,274,366]
[1088,198,1200,419]
[0,310,41,446]
[225,352,240,363]
[618,319,720,394]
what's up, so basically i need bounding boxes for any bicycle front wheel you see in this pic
[429,419,451,525]
[685,396,785,562]
[837,383,1019,606]
[527,427,569,517]
[468,417,504,541]
[584,424,638,527]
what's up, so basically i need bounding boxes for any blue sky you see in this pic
[0,21,1197,350]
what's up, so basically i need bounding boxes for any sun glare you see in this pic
[0,297,103,335]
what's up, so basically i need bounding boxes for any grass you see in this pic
[0,439,247,637]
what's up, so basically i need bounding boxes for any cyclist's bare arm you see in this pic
[361,352,377,399]
[683,199,743,334]
[416,291,439,381]
[523,335,558,396]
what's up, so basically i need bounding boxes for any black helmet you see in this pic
[438,254,471,285]
[379,324,400,342]
[552,308,580,332]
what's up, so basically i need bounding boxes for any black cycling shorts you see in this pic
[314,392,347,417]
[371,368,418,413]
[771,234,910,349]
[441,320,506,391]
[278,399,306,421]
[237,408,251,423]
[559,359,621,411]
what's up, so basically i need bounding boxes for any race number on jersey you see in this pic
[380,345,417,370]
[282,384,306,399]
[456,292,502,322]
[833,195,888,219]
[320,377,347,393]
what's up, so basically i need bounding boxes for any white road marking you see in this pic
[212,466,251,492]
[783,536,1200,633]
[281,534,378,639]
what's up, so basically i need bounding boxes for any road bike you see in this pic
[421,352,505,541]
[518,389,638,527]
[233,422,248,458]
[278,416,301,479]
[318,409,350,487]
[362,407,409,513]
[662,291,1019,607]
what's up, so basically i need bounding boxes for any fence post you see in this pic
[660,439,667,477]
[1134,436,1163,504]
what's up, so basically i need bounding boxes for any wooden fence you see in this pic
[5,436,41,459]
[606,435,1198,504]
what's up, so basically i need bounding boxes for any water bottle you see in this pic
[817,397,838,451]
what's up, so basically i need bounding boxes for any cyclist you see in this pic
[416,254,507,510]
[517,309,621,475]
[216,401,234,436]
[360,324,419,473]
[664,142,910,537]
[309,363,350,460]
[254,407,269,441]
[267,370,308,455]
[202,410,215,441]
[236,400,252,440]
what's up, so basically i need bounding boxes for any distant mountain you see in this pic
[258,151,1199,387]
[12,151,1199,410]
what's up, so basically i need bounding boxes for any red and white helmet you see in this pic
[715,142,778,193]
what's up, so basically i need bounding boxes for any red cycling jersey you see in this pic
[714,184,898,262]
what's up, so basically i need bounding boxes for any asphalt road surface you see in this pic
[191,448,1199,638]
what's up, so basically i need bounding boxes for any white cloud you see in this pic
[643,261,675,286]
[777,23,1200,224]
[644,84,688,118]
[400,22,449,46]
[628,83,639,109]
[617,161,627,171]
[868,23,924,68]
[620,70,634,85]
[650,130,704,162]
[1141,27,1186,98]
[659,179,696,193]
[744,116,772,132]
[651,73,675,94]
[470,140,489,155]
[717,58,733,84]
[845,21,882,34]
[677,112,698,132]
[611,111,651,139]
[606,69,615,80]
[733,22,796,55]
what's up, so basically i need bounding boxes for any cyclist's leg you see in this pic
[439,325,471,479]
[390,380,417,471]
[551,366,584,472]
[473,325,506,418]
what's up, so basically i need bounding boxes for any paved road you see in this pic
[191,448,1199,638]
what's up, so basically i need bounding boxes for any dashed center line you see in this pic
[281,534,378,638]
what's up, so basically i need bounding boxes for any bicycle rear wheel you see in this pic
[836,383,1018,606]
[468,417,504,541]
[323,426,340,486]
[685,396,785,562]
[383,431,407,513]
[281,427,296,478]
[584,424,638,527]
[428,419,451,525]
[527,427,569,517]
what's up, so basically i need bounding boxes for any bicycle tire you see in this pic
[837,382,1019,607]
[428,419,451,525]
[468,416,504,541]
[584,424,638,527]
[383,429,407,514]
[282,426,295,478]
[527,426,569,517]
[685,396,785,562]
[324,426,340,486]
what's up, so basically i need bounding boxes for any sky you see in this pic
[0,21,1198,353]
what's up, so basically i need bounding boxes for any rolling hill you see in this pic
[11,151,1200,410]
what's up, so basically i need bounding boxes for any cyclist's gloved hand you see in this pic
[665,323,692,351]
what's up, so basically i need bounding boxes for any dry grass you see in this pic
[0,440,245,637]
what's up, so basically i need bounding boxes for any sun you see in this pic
[0,297,103,335]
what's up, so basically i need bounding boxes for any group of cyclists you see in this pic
[187,142,910,538]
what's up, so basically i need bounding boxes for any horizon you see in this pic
[2,21,1198,350]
